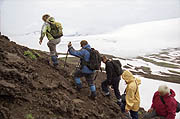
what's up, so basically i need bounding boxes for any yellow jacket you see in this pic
[41,17,63,40]
[122,70,141,111]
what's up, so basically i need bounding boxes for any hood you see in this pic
[83,44,91,49]
[122,70,141,85]
[170,89,176,97]
[47,17,55,24]
[164,89,176,97]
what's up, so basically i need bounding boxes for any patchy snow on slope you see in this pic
[9,18,180,59]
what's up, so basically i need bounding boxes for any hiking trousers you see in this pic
[101,77,121,100]
[74,70,95,86]
[47,38,61,56]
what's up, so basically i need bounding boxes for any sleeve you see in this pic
[106,62,113,84]
[40,23,48,39]
[166,98,176,119]
[125,86,135,110]
[151,92,158,109]
[116,60,122,67]
[68,46,84,58]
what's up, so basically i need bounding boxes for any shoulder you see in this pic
[106,61,113,67]
[153,91,159,97]
[170,89,176,97]
[78,48,87,54]
[55,22,62,26]
[128,82,136,89]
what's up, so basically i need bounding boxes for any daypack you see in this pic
[160,96,180,113]
[83,48,101,70]
[111,60,123,76]
[48,22,63,39]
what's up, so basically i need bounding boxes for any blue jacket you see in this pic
[68,44,94,74]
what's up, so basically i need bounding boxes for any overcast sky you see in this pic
[0,0,180,35]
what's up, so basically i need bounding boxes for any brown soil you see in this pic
[0,35,150,119]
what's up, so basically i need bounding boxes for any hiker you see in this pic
[101,56,123,104]
[121,70,141,119]
[67,40,97,99]
[39,14,63,66]
[143,85,178,119]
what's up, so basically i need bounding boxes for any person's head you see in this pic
[47,17,55,24]
[42,14,50,22]
[101,55,108,63]
[158,85,170,96]
[80,40,88,47]
[122,70,134,84]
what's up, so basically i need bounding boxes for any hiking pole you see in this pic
[64,50,69,68]
[64,42,71,68]
[93,70,99,81]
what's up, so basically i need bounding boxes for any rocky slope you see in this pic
[0,35,150,119]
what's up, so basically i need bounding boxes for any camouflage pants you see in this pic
[47,38,61,56]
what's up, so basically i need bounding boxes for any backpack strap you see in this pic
[80,48,91,67]
[160,96,166,105]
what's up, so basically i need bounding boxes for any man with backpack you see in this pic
[101,56,123,104]
[68,40,101,99]
[143,85,180,119]
[39,14,63,67]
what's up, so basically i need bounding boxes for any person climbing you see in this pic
[67,40,97,99]
[101,55,123,105]
[39,14,63,67]
[121,70,141,119]
[143,85,178,119]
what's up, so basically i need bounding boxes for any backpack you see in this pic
[48,22,63,39]
[111,60,123,76]
[160,96,180,113]
[83,48,101,70]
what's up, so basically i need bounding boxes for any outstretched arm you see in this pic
[68,42,84,58]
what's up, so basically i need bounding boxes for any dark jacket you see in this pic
[68,44,94,74]
[151,89,177,119]
[105,60,120,84]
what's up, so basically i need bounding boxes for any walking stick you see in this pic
[64,50,69,68]
[64,42,71,68]
[94,67,102,80]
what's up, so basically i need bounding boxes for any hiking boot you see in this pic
[51,55,59,66]
[117,99,122,106]
[117,100,121,106]
[123,112,132,119]
[76,84,82,92]
[103,92,110,98]
[89,91,96,100]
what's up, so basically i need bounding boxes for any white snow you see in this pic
[1,1,180,118]
[6,18,180,59]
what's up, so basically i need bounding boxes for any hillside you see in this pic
[0,35,149,119]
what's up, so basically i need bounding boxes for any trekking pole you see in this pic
[64,47,70,68]
[93,70,99,81]
[64,42,72,68]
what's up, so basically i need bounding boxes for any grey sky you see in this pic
[1,0,180,35]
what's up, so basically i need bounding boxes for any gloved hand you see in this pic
[148,108,154,113]
[39,37,43,45]
[68,42,72,48]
